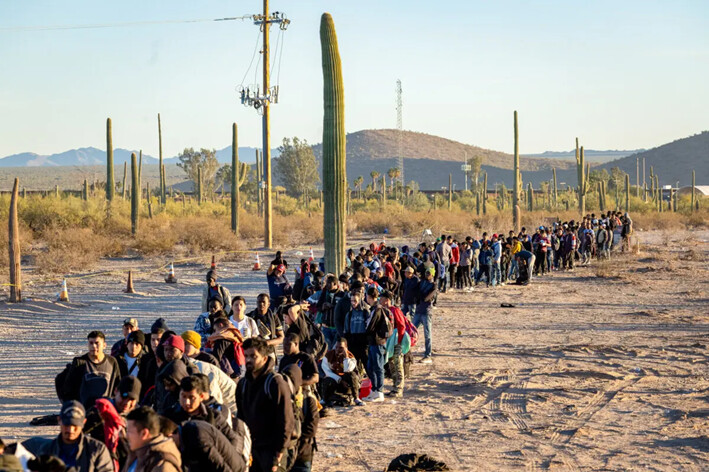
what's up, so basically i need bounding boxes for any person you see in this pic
[236,338,294,472]
[400,267,419,318]
[379,291,407,397]
[267,263,292,311]
[62,331,121,409]
[562,226,576,271]
[164,376,240,447]
[140,319,169,400]
[281,365,318,472]
[172,419,249,472]
[124,406,182,472]
[514,250,535,285]
[194,299,225,347]
[208,316,245,378]
[321,338,362,406]
[621,212,633,252]
[116,330,148,388]
[363,287,390,402]
[230,296,260,339]
[247,293,285,354]
[597,222,610,259]
[110,318,140,358]
[413,268,436,364]
[456,241,473,291]
[37,400,113,472]
[315,274,343,349]
[491,234,503,286]
[343,289,371,371]
[180,330,219,366]
[279,333,319,390]
[201,270,232,316]
[154,358,190,415]
[435,235,451,293]
[476,241,492,287]
[448,237,459,291]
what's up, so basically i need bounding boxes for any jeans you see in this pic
[366,344,387,393]
[491,261,501,286]
[412,310,432,358]
[508,259,519,280]
[546,250,553,272]
[322,327,338,350]
[401,303,416,319]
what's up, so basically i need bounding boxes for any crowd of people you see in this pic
[0,212,633,472]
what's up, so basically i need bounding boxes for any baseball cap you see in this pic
[118,376,142,400]
[276,264,286,272]
[60,400,85,426]
[162,334,185,352]
[427,267,436,276]
[126,330,145,346]
[123,318,139,328]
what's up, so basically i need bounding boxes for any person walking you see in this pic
[413,268,437,364]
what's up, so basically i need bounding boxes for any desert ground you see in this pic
[1,229,708,471]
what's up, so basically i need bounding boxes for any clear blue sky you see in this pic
[0,0,707,158]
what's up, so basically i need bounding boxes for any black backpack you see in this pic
[303,316,327,361]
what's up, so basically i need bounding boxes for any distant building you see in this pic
[677,185,709,197]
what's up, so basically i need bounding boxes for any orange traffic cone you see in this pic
[308,247,314,262]
[165,263,177,284]
[211,255,216,270]
[124,271,136,294]
[58,279,69,302]
[252,252,261,271]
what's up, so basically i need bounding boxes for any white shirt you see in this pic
[124,354,138,375]
[229,315,259,339]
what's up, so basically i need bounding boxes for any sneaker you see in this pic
[363,391,380,402]
[354,398,365,406]
[372,392,385,402]
[420,357,433,364]
[386,390,403,398]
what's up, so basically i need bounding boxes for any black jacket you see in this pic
[180,420,248,472]
[164,403,240,448]
[63,354,121,408]
[236,357,294,462]
[296,394,319,463]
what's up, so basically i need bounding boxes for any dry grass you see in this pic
[594,260,618,279]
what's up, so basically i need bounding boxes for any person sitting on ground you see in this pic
[267,263,293,312]
[229,296,260,339]
[194,299,225,347]
[279,333,319,391]
[62,331,121,409]
[208,316,245,379]
[110,318,140,358]
[124,406,181,472]
[202,270,232,316]
[83,376,141,470]
[180,330,219,366]
[321,337,362,407]
[37,400,113,472]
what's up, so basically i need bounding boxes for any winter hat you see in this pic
[162,334,185,352]
[150,318,169,334]
[181,331,201,350]
[206,270,217,282]
[127,330,146,346]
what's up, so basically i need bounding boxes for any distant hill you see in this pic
[600,131,709,186]
[526,149,643,163]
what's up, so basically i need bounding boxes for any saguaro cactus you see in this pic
[476,190,480,215]
[576,139,589,217]
[482,173,488,215]
[512,111,521,232]
[527,183,534,211]
[552,167,558,209]
[624,174,630,212]
[106,118,114,201]
[231,123,249,234]
[321,12,347,276]
[121,162,127,199]
[161,164,166,205]
[9,178,21,302]
[131,152,139,235]
[83,179,89,201]
[691,170,696,213]
[598,182,604,212]
[197,166,203,205]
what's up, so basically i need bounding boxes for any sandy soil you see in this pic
[1,230,708,471]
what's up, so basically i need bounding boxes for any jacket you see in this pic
[366,305,391,346]
[400,275,420,305]
[180,420,248,472]
[189,358,237,418]
[296,393,319,464]
[449,244,460,264]
[333,292,352,337]
[40,433,113,472]
[344,301,371,335]
[155,359,192,415]
[63,354,121,408]
[202,285,232,315]
[236,357,294,464]
[414,279,437,315]
[122,435,181,472]
[164,402,239,448]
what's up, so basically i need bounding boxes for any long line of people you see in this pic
[0,211,633,472]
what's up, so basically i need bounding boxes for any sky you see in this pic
[0,0,707,158]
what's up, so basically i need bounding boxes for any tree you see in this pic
[274,137,320,201]
[370,171,380,193]
[588,168,610,191]
[215,164,231,194]
[609,166,626,190]
[354,176,364,199]
[471,155,483,189]
[388,167,401,200]
[177,148,219,197]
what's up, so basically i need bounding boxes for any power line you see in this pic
[0,16,253,33]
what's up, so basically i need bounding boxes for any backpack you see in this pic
[380,308,394,341]
[262,373,303,445]
[403,317,419,348]
[55,363,72,402]
[303,316,327,361]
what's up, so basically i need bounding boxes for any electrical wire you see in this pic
[276,26,286,88]
[0,16,253,33]
[239,27,262,87]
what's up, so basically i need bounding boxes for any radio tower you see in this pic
[396,79,404,186]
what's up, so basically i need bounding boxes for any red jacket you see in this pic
[389,306,407,344]
[450,245,460,264]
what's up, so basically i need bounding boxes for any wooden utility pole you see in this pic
[9,178,21,302]
[262,0,273,249]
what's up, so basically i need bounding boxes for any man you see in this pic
[316,275,343,349]
[202,269,232,315]
[321,338,362,406]
[279,333,319,389]
[514,249,535,285]
[116,330,148,387]
[286,366,319,472]
[124,406,181,472]
[111,318,139,358]
[62,331,121,408]
[448,237,459,291]
[413,268,436,364]
[435,235,451,293]
[236,338,294,472]
[400,267,419,318]
[379,291,407,397]
[164,376,239,447]
[38,400,113,472]
[247,293,285,352]
[194,299,225,347]
[491,234,503,287]
[154,353,191,415]
[363,287,390,403]
[172,419,249,472]
[342,289,371,370]
[208,316,245,378]
[84,376,141,470]
[267,263,292,311]
[230,296,260,339]
[180,330,218,366]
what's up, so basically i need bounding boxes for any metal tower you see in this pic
[396,79,404,185]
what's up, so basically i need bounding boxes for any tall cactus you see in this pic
[158,113,166,205]
[130,152,138,235]
[83,179,89,201]
[624,173,630,212]
[576,139,588,217]
[476,190,480,215]
[197,166,203,205]
[656,175,662,212]
[552,167,558,209]
[691,170,696,213]
[161,164,166,205]
[122,162,127,199]
[231,123,249,234]
[106,118,115,201]
[482,172,488,215]
[650,166,655,203]
[8,178,21,302]
[512,111,521,232]
[321,12,347,276]
[448,174,452,210]
[527,183,534,211]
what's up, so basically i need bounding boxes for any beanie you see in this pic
[126,330,146,346]
[162,334,185,352]
[151,317,169,334]
[181,330,201,350]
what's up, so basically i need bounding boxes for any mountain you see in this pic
[525,149,644,163]
[599,131,709,187]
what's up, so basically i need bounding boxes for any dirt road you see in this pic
[1,230,708,471]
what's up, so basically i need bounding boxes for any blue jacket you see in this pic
[401,275,420,305]
[492,241,502,262]
[415,279,437,315]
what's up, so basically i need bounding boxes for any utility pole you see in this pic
[462,151,471,192]
[396,79,404,187]
[636,157,640,197]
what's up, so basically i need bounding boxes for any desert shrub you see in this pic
[34,227,119,274]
